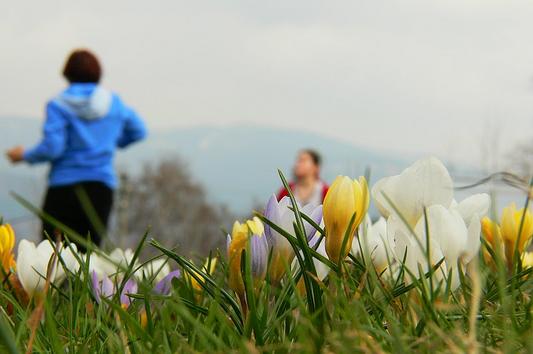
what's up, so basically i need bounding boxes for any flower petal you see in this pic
[302,204,323,241]
[17,240,50,296]
[454,194,490,226]
[154,270,181,295]
[372,157,453,227]
[120,279,138,307]
[414,205,468,269]
[250,235,268,280]
[464,213,481,264]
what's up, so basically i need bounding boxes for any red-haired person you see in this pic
[277,149,329,206]
[6,49,147,250]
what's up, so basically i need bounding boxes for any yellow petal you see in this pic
[204,257,218,276]
[500,204,533,257]
[515,208,533,252]
[481,217,505,266]
[0,224,16,273]
[247,217,265,236]
[355,177,370,228]
[323,175,369,263]
[522,252,533,269]
[481,217,501,246]
[500,203,517,244]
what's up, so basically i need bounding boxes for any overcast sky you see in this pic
[1,0,532,167]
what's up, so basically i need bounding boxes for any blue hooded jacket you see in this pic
[23,83,147,189]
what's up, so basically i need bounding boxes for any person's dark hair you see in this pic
[62,49,102,83]
[301,149,322,166]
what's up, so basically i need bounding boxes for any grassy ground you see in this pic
[1,186,532,353]
[0,225,532,353]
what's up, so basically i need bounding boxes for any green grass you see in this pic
[1,238,532,353]
[2,190,533,353]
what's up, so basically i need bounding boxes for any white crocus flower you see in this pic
[89,253,116,278]
[388,214,448,285]
[372,157,490,230]
[89,248,136,279]
[352,217,395,274]
[17,240,79,297]
[372,157,490,290]
[109,248,135,269]
[451,193,490,243]
[290,228,330,284]
[308,232,330,282]
[389,205,479,290]
[140,258,171,283]
[372,157,454,228]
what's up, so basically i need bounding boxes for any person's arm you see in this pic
[117,107,147,148]
[23,102,67,164]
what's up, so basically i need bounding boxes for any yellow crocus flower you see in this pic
[481,204,533,270]
[227,217,269,301]
[500,203,533,264]
[184,257,218,292]
[481,217,504,265]
[0,224,16,274]
[228,221,250,298]
[323,176,369,264]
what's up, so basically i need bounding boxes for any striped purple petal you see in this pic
[250,234,269,279]
[263,194,279,245]
[264,196,294,248]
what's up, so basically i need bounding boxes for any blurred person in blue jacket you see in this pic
[6,49,147,250]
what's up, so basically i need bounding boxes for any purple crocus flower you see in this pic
[91,271,114,304]
[264,195,323,245]
[153,270,181,295]
[91,270,138,308]
[120,279,138,307]
[263,195,323,282]
[250,231,269,280]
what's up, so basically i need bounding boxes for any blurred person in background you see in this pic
[277,149,329,206]
[6,49,147,250]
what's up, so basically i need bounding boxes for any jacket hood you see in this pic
[57,84,112,120]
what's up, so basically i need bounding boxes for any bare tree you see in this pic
[113,157,233,257]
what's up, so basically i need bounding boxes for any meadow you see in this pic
[0,157,532,353]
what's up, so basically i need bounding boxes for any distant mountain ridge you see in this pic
[0,117,406,221]
[118,124,407,211]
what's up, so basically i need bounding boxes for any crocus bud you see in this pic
[227,217,269,300]
[263,195,322,283]
[0,224,16,276]
[323,176,369,263]
[500,203,533,262]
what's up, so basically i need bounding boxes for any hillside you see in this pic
[0,118,405,219]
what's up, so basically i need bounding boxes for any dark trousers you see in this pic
[42,181,113,251]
